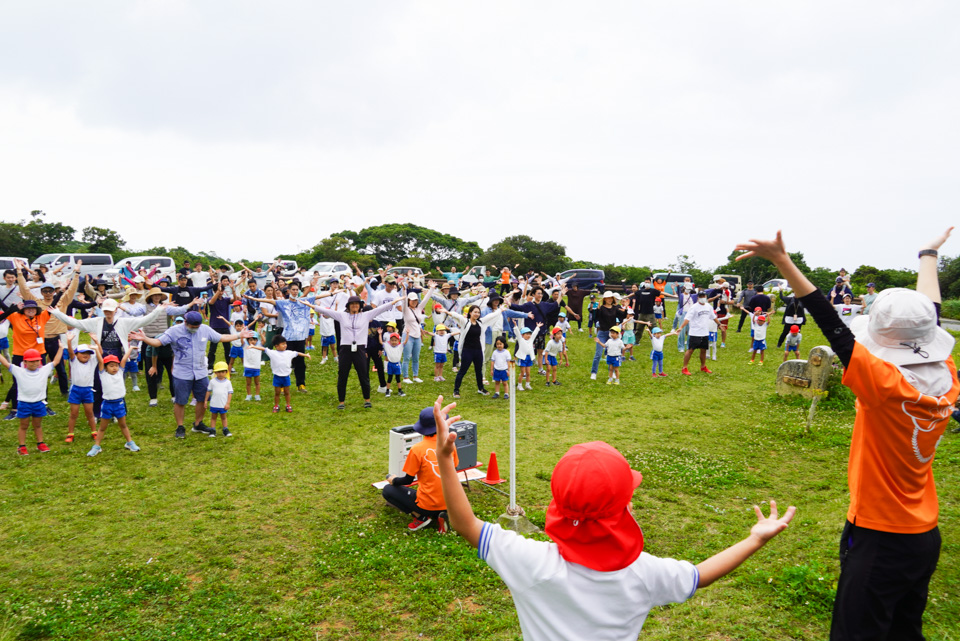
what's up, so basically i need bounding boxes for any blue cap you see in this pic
[521,327,532,334]
[174,316,185,323]
[184,311,203,325]
[652,327,662,334]
[867,282,876,288]
[412,407,441,436]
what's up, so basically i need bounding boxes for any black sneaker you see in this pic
[192,423,216,437]
[45,406,57,416]
[222,427,232,437]
[453,391,461,399]
[4,410,17,420]
[385,389,392,398]
[363,401,372,409]
[175,425,186,439]
[553,380,561,386]
[398,390,406,397]
[477,389,489,396]
[337,403,345,410]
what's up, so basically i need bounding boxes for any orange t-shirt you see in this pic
[9,310,51,356]
[501,271,511,285]
[403,435,459,512]
[653,281,666,293]
[842,342,959,533]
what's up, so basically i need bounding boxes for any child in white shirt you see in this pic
[250,335,311,413]
[378,329,407,397]
[318,314,336,364]
[555,313,572,367]
[490,336,513,399]
[739,306,776,365]
[87,338,138,457]
[707,317,719,362]
[544,329,564,386]
[242,333,263,401]
[646,326,679,378]
[423,324,459,382]
[595,326,626,385]
[205,361,234,437]
[783,325,802,362]
[65,336,99,443]
[512,322,541,392]
[0,347,62,456]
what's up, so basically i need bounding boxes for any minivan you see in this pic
[104,256,176,281]
[0,257,29,271]
[558,269,605,291]
[31,253,114,278]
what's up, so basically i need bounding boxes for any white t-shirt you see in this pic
[478,522,698,641]
[650,335,666,352]
[260,301,277,327]
[319,316,335,337]
[70,357,98,388]
[383,342,403,363]
[605,338,625,357]
[433,333,454,354]
[545,338,563,357]
[491,349,512,371]
[556,320,571,334]
[834,304,862,328]
[207,377,233,409]
[242,342,263,370]
[101,369,126,401]
[264,348,297,376]
[683,304,718,337]
[188,272,210,288]
[10,363,54,403]
[751,317,769,341]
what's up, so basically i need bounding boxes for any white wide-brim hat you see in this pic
[850,288,954,366]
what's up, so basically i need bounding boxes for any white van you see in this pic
[0,257,29,272]
[104,256,177,281]
[306,261,351,282]
[31,253,114,278]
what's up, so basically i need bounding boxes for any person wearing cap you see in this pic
[774,285,806,350]
[861,282,879,315]
[64,334,99,443]
[422,322,459,382]
[0,346,64,455]
[86,338,140,457]
[366,270,405,337]
[588,291,628,380]
[833,293,862,329]
[512,322,541,391]
[158,272,217,309]
[394,286,435,384]
[376,328,407,397]
[626,279,659,349]
[2,300,54,420]
[782,325,802,362]
[827,276,853,305]
[382,406,458,532]
[203,361,233,437]
[141,288,196,407]
[737,228,958,640]
[430,396,796,640]
[544,327,565,385]
[440,302,512,398]
[300,292,402,409]
[427,284,487,373]
[132,310,253,438]
[513,284,578,376]
[737,305,775,365]
[481,291,528,375]
[586,292,599,337]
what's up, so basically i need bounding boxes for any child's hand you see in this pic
[433,396,460,460]
[536,322,543,328]
[749,500,796,543]
[305,353,312,359]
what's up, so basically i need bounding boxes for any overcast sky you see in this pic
[1,1,957,271]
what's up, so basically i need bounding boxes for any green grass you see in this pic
[1,321,959,640]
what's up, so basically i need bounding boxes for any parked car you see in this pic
[305,261,352,282]
[104,256,177,281]
[460,266,499,286]
[261,260,298,278]
[0,256,29,272]
[385,266,425,284]
[31,253,114,278]
[762,278,790,293]
[558,268,605,291]
[651,272,693,296]
[712,274,741,294]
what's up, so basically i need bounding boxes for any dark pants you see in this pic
[146,349,175,400]
[286,339,307,387]
[394,319,405,337]
[337,345,370,402]
[334,321,341,349]
[830,521,941,641]
[499,283,511,296]
[776,324,793,349]
[737,310,750,332]
[206,327,230,369]
[382,484,442,520]
[92,366,103,418]
[454,347,485,393]
[45,336,68,395]
[368,349,387,388]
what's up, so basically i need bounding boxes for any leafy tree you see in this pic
[3,211,77,259]
[480,235,570,275]
[939,255,960,299]
[347,224,482,269]
[850,265,916,293]
[82,226,125,254]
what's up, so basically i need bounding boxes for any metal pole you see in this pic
[509,361,517,511]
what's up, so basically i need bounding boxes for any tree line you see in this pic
[0,212,941,296]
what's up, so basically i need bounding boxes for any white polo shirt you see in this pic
[70,357,98,388]
[478,522,698,641]
[264,349,297,376]
[10,363,54,403]
[101,370,126,401]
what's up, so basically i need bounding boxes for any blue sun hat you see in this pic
[412,407,445,436]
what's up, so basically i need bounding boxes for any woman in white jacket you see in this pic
[441,303,507,398]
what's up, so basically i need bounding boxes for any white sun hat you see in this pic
[601,291,617,300]
[850,288,954,366]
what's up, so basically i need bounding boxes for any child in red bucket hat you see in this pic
[432,395,796,640]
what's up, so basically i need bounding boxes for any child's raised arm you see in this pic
[434,396,483,548]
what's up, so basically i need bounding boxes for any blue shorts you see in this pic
[229,346,244,359]
[452,340,459,353]
[308,328,315,336]
[786,344,799,352]
[321,335,336,346]
[124,360,139,373]
[752,339,767,351]
[434,353,447,364]
[68,385,94,405]
[547,355,558,367]
[606,355,621,366]
[17,400,47,419]
[100,398,127,420]
[709,332,717,343]
[0,337,8,350]
[244,367,261,378]
[173,377,208,405]
[654,313,663,320]
[273,374,291,388]
[518,356,533,368]
[387,362,402,376]
[209,407,228,415]
[651,351,664,362]
[493,369,509,382]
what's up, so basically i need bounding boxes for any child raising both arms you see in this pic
[64,336,99,443]
[544,328,564,386]
[249,336,311,413]
[512,322,541,392]
[423,323,459,382]
[87,337,139,457]
[378,329,407,398]
[595,325,626,385]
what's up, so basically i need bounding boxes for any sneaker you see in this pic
[412,377,423,383]
[503,393,509,400]
[438,376,445,382]
[65,433,75,443]
[453,391,461,399]
[363,401,372,408]
[701,367,712,374]
[37,442,51,453]
[222,427,232,437]
[758,362,764,366]
[478,389,489,396]
[590,373,597,381]
[320,357,328,365]
[712,356,717,361]
[132,386,140,392]
[86,444,101,457]
[437,511,450,534]
[254,395,261,401]
[124,441,140,452]
[286,405,293,413]
[614,379,621,385]
[525,382,532,390]
[721,343,726,348]
[398,390,406,397]
[652,373,659,378]
[273,405,280,413]
[17,445,28,456]
[208,368,213,375]
[192,423,216,437]
[553,381,561,386]
[492,393,499,399]
[606,379,613,385]
[297,385,307,393]
[546,381,551,387]
[176,426,186,439]
[515,385,522,393]
[748,360,754,365]
[538,369,546,375]
[433,376,439,382]
[334,357,339,363]
[659,373,668,377]
[681,367,692,376]
[408,517,432,531]
[629,357,636,361]
[482,379,489,385]
[403,378,414,384]
[377,385,387,394]
[149,399,158,407]
[189,398,197,406]
[337,403,345,410]
[452,367,459,373]
[244,395,252,401]
[45,407,57,417]
[385,389,392,398]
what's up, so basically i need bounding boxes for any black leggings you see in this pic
[368,350,387,388]
[737,310,750,332]
[776,324,792,348]
[454,347,485,393]
[381,484,442,520]
[45,336,68,395]
[146,350,174,400]
[207,327,230,369]
[337,345,370,402]
[286,339,307,386]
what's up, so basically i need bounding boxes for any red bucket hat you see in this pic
[545,441,644,572]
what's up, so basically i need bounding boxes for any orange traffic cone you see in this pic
[482,452,506,485]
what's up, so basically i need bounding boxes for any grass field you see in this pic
[1,319,959,640]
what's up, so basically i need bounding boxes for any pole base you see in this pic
[497,512,541,534]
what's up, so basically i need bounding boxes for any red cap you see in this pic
[551,327,563,334]
[434,304,443,311]
[389,333,401,341]
[545,442,644,572]
[754,306,762,312]
[757,315,767,323]
[103,355,120,364]
[655,297,662,302]
[790,325,800,333]
[23,348,42,362]
[231,300,242,306]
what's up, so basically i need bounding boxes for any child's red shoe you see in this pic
[681,367,692,376]
[65,433,74,443]
[700,367,712,374]
[17,445,28,456]
[37,442,51,453]
[272,405,280,413]
[285,405,293,413]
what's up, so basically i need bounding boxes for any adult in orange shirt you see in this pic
[383,406,459,533]
[737,227,957,641]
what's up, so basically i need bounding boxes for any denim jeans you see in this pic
[591,330,609,374]
[401,335,422,377]
[674,314,688,352]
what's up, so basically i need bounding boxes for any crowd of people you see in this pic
[2,231,957,639]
